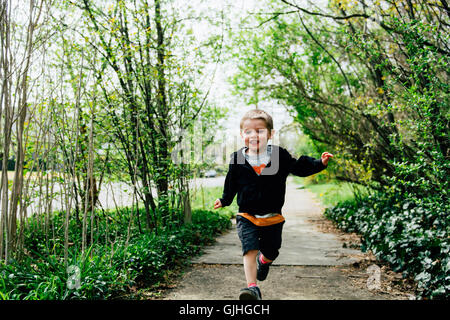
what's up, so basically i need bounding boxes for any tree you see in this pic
[0,0,51,262]
[231,0,449,200]
[63,0,225,228]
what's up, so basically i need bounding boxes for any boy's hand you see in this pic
[321,152,334,166]
[214,199,222,209]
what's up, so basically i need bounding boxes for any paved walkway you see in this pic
[162,179,407,300]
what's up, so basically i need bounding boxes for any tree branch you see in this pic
[296,11,354,98]
[280,0,450,56]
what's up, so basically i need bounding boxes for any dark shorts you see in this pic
[236,215,285,261]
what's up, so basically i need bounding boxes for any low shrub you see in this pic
[325,192,449,299]
[0,209,231,300]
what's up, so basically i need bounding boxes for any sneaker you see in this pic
[257,251,272,281]
[239,286,262,300]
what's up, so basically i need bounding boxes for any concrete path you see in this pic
[162,178,408,300]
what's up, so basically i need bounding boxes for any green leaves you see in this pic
[230,0,449,204]
[325,192,449,300]
[0,208,231,300]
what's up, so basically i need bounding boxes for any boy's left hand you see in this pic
[321,152,334,166]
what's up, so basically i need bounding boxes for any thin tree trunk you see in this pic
[0,0,11,261]
[88,92,95,251]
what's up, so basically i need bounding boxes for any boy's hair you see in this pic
[240,109,273,133]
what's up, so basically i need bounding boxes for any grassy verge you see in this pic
[0,199,232,300]
[190,185,239,217]
[291,176,370,208]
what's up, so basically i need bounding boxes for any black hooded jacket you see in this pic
[219,145,327,216]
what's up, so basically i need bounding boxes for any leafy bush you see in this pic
[0,209,231,300]
[0,246,129,300]
[325,193,449,299]
[123,209,231,285]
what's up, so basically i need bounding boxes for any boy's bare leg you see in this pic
[243,250,258,285]
[244,250,275,285]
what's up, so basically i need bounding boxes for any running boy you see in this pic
[213,109,333,300]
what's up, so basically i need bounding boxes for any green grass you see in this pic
[0,207,232,300]
[292,176,371,208]
[190,185,238,217]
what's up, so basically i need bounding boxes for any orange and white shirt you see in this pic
[239,145,285,226]
[242,145,271,176]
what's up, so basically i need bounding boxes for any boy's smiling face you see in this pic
[240,119,274,154]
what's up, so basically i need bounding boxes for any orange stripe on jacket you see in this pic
[237,212,285,227]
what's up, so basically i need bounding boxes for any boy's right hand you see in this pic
[213,199,222,209]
